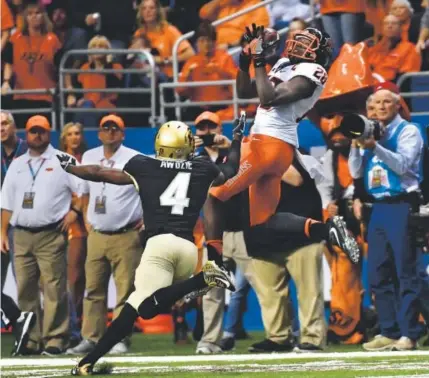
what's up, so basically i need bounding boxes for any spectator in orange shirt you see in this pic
[365,0,393,41]
[389,0,421,43]
[319,0,366,55]
[199,0,270,49]
[1,0,15,52]
[1,2,62,128]
[367,14,421,81]
[66,35,123,127]
[134,0,195,79]
[177,21,238,121]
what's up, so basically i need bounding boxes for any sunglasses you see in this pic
[29,128,48,135]
[196,121,218,130]
[101,124,121,132]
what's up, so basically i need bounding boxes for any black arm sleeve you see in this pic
[218,139,241,180]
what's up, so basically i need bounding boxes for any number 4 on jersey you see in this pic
[160,172,191,215]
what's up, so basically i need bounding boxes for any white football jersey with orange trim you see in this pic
[252,58,327,147]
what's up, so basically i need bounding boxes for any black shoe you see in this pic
[219,337,235,351]
[12,312,36,356]
[13,345,41,356]
[248,339,294,353]
[236,329,251,340]
[293,343,323,353]
[41,346,63,356]
[69,336,83,349]
[327,216,360,264]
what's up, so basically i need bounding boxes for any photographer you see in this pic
[348,83,425,351]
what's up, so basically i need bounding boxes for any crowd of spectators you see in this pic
[0,0,428,128]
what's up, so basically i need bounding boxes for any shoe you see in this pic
[69,336,83,349]
[392,336,417,351]
[196,341,222,354]
[219,337,235,351]
[13,345,41,356]
[66,339,96,355]
[41,346,63,356]
[236,329,251,340]
[184,287,211,302]
[328,216,361,264]
[108,341,128,354]
[202,261,236,292]
[363,335,398,351]
[293,343,323,353]
[71,363,93,376]
[12,311,36,356]
[248,339,294,353]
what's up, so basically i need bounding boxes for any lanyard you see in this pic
[28,158,46,189]
[100,158,115,195]
[2,140,23,174]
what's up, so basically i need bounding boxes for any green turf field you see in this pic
[1,333,429,377]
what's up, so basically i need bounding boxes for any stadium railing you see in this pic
[58,49,158,127]
[397,71,429,116]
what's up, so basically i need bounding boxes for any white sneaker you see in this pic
[196,341,222,354]
[66,339,96,355]
[392,336,417,351]
[202,261,236,291]
[108,341,129,354]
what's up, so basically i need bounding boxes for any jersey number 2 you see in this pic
[160,172,191,215]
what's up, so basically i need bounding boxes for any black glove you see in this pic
[56,153,76,172]
[232,111,246,140]
[250,37,266,68]
[243,23,263,45]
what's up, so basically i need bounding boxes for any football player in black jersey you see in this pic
[57,117,245,376]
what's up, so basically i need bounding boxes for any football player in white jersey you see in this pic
[202,26,360,270]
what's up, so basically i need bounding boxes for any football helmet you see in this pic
[285,27,333,69]
[155,121,195,160]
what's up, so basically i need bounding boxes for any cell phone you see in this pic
[200,134,215,147]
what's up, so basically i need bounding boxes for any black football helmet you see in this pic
[284,27,333,69]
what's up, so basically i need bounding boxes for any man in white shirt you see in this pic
[1,115,82,355]
[66,115,143,356]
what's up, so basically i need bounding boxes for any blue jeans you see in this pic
[223,267,250,337]
[368,203,423,340]
[321,12,364,56]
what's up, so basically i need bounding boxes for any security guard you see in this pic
[1,115,82,354]
[66,115,143,356]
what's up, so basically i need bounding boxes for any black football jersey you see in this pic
[123,154,220,241]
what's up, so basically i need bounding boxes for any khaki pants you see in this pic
[252,243,326,347]
[198,231,255,345]
[14,228,69,350]
[82,230,142,342]
[127,234,198,310]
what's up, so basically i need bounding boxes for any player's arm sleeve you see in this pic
[122,155,144,191]
[212,139,241,186]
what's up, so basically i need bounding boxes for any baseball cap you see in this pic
[373,81,400,95]
[99,114,125,129]
[25,115,51,131]
[195,111,221,128]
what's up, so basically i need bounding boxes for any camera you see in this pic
[339,113,382,141]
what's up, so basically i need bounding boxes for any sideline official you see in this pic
[1,115,81,354]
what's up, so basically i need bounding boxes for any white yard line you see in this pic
[2,350,429,367]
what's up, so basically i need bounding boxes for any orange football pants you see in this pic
[209,134,294,226]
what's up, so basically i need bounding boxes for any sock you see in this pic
[79,303,137,367]
[138,273,207,319]
[206,240,223,266]
[1,293,21,327]
[306,219,329,242]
